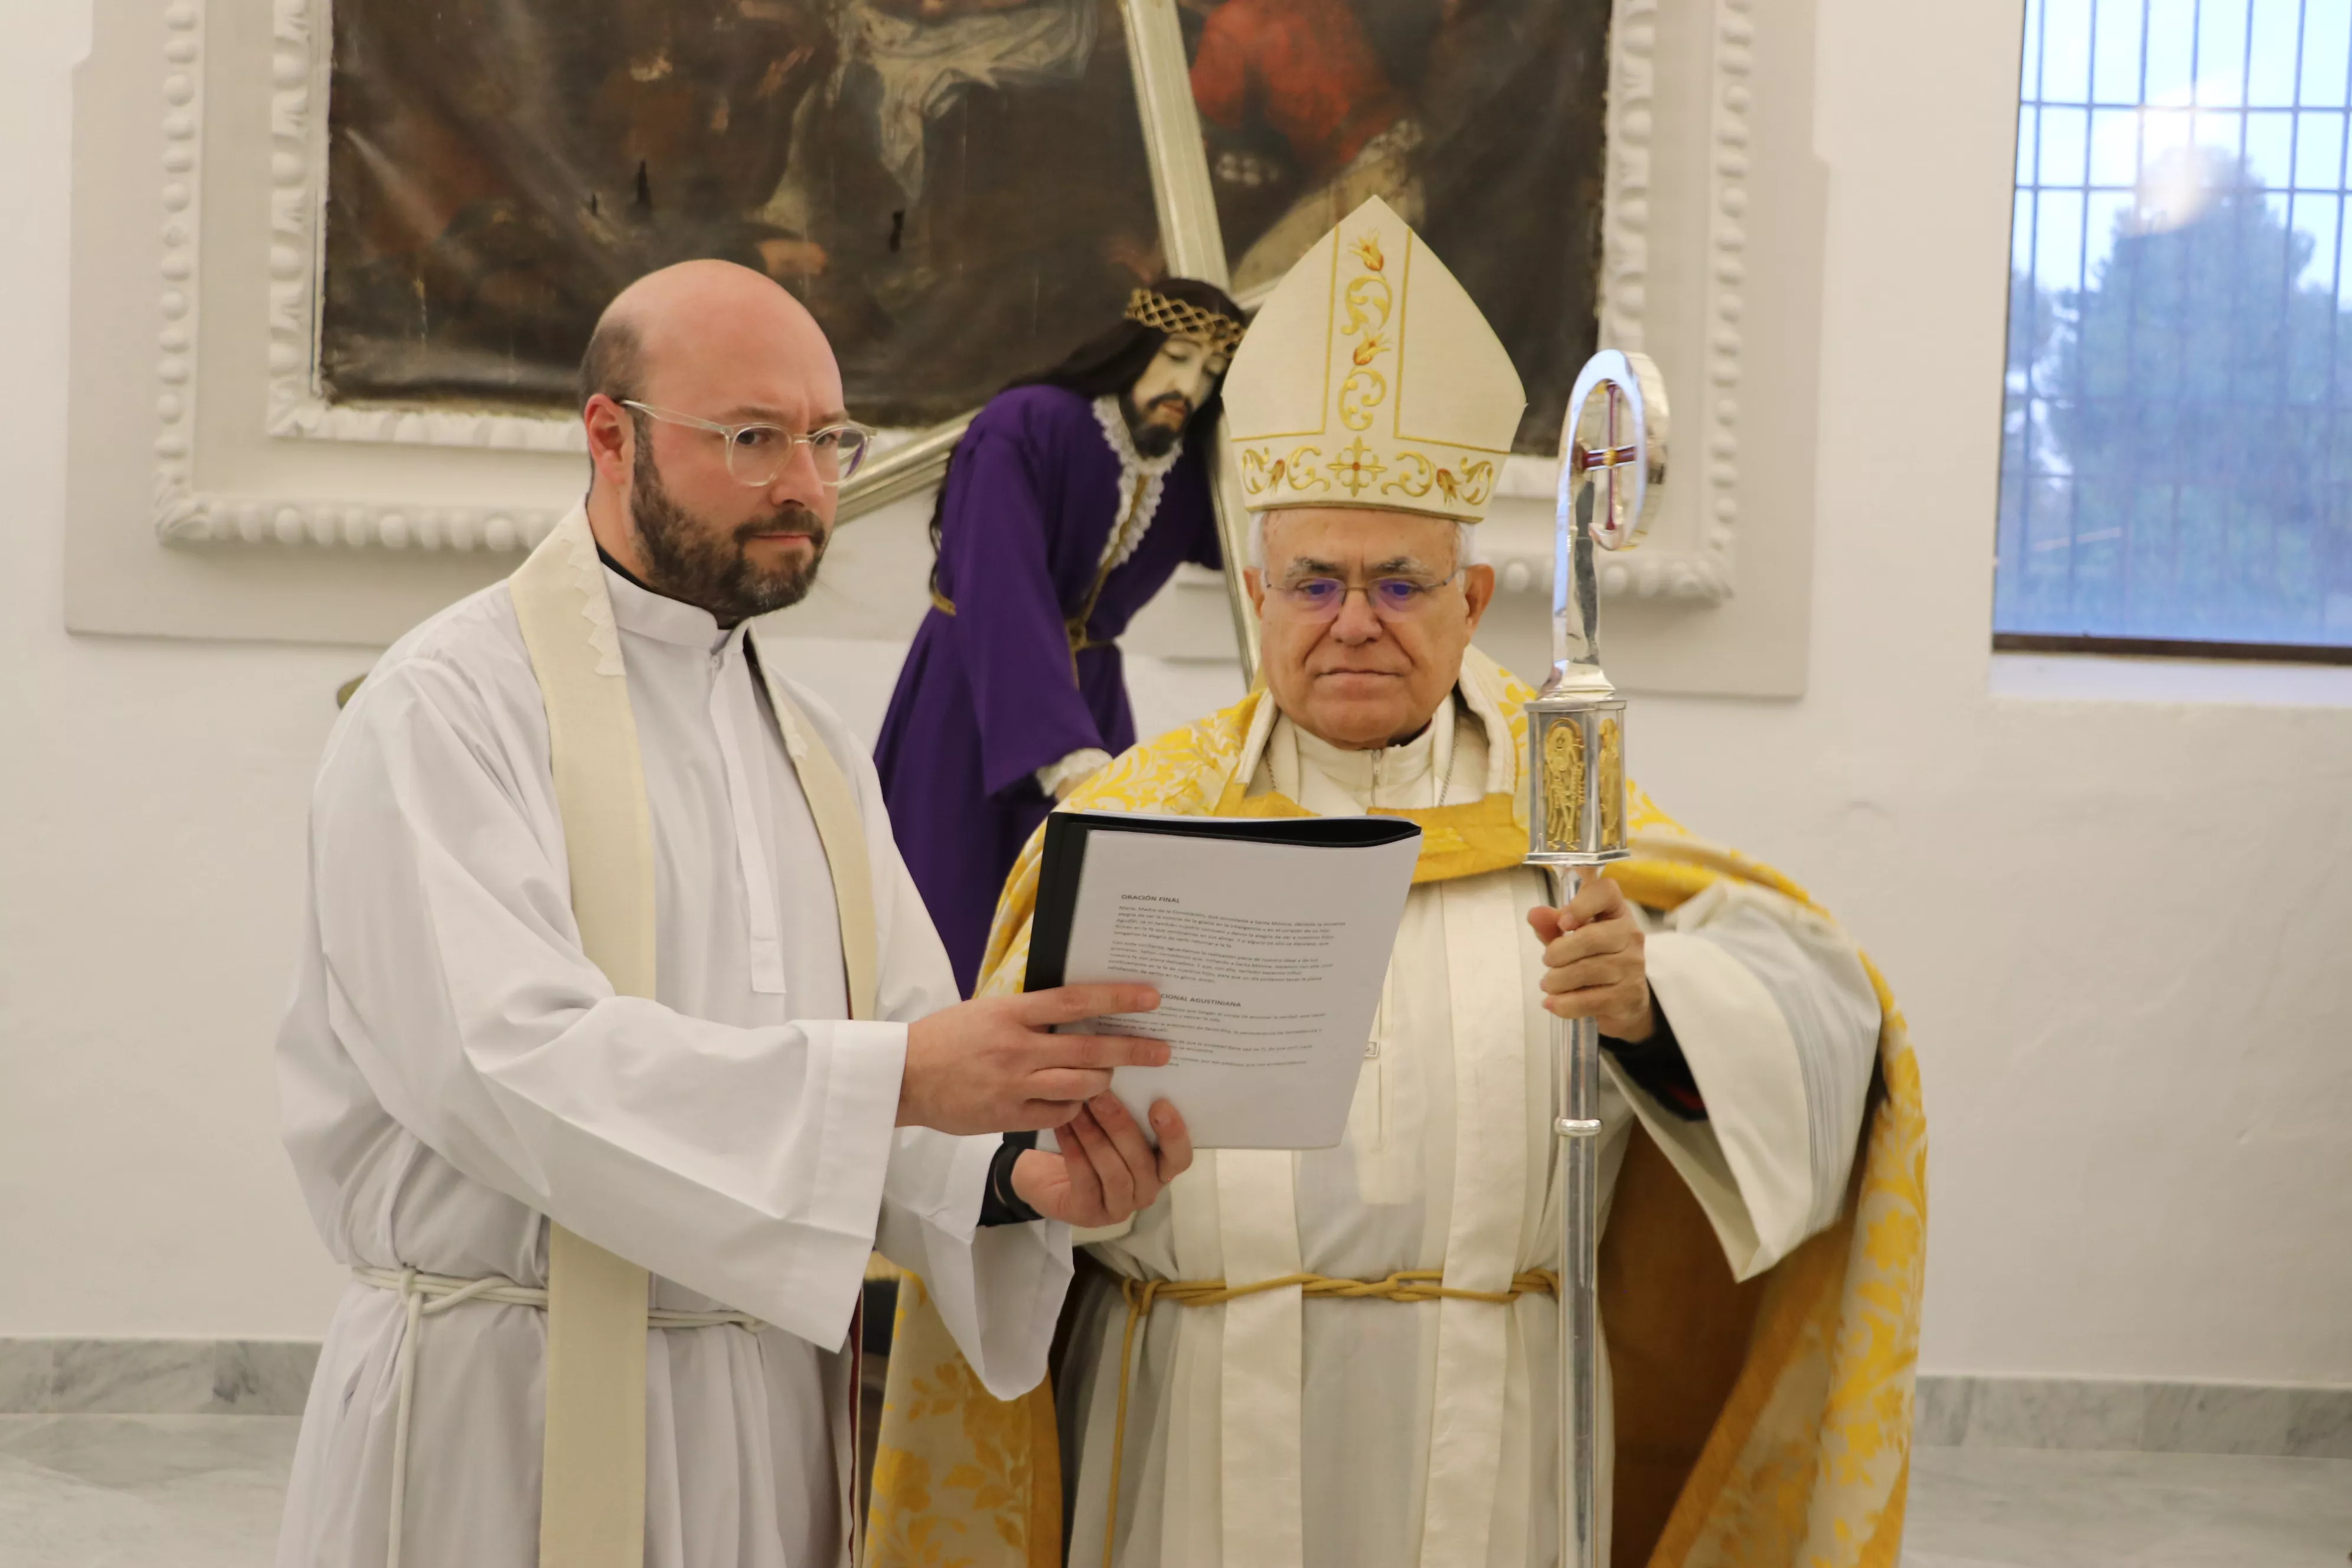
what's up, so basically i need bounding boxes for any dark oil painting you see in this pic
[320,0,1608,449]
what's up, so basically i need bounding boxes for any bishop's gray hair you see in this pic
[1246,512,1481,573]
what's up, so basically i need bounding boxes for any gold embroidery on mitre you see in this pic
[1338,369,1387,431]
[1443,459,1497,507]
[1385,453,1436,498]
[1338,226,1395,433]
[1330,439,1388,496]
[1242,445,1329,497]
[1381,453,1498,506]
[1217,196,1526,522]
[1240,447,1273,495]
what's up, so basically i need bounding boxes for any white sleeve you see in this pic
[841,707,1074,1399]
[1613,880,1880,1280]
[307,657,903,1348]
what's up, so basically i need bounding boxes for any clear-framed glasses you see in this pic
[1273,569,1464,622]
[620,400,874,489]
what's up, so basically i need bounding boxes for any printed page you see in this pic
[1059,825,1421,1148]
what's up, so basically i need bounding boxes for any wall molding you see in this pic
[149,0,204,542]
[262,0,587,458]
[1695,0,1752,603]
[1518,0,1748,607]
[161,496,563,551]
[151,0,578,551]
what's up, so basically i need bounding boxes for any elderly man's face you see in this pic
[1245,508,1495,750]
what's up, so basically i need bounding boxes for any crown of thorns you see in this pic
[1124,288,1246,354]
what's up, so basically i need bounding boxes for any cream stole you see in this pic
[508,506,880,1567]
[1174,682,1536,1568]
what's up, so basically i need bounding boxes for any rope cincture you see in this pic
[1099,1268,1561,1567]
[354,1266,766,1568]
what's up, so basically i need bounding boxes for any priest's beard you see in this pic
[629,450,828,625]
[1124,390,1190,459]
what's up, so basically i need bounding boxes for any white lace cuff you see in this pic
[1035,748,1114,799]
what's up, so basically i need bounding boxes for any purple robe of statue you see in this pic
[875,385,1223,995]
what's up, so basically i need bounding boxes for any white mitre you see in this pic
[1222,195,1525,524]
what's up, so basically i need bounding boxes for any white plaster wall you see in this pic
[5,0,2348,1385]
[1621,0,2352,1386]
[0,4,348,1336]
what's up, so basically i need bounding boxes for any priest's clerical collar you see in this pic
[596,543,735,651]
[597,542,656,595]
[1282,700,1453,806]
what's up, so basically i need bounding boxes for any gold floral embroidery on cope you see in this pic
[865,1273,1056,1567]
[1242,445,1329,497]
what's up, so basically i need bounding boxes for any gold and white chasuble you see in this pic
[276,508,1072,1568]
[867,649,1927,1568]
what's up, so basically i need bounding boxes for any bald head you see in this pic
[577,260,852,625]
[580,259,839,417]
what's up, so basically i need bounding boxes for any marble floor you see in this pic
[0,1416,293,1568]
[2,1413,2348,1566]
[1904,1446,2352,1566]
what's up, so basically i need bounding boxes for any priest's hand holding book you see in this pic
[899,981,1193,1226]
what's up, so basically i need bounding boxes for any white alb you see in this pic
[276,558,1071,1568]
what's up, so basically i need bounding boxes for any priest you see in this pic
[866,200,1927,1567]
[274,260,1194,1568]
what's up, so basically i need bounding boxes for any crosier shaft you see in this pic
[1552,864,1603,1568]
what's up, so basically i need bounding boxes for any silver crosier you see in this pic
[1525,348,1669,1568]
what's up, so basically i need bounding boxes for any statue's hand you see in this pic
[1528,877,1654,1041]
[1038,747,1113,801]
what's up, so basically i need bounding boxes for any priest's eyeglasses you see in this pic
[620,401,874,488]
[1275,569,1464,621]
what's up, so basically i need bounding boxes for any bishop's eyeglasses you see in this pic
[620,401,875,489]
[1272,569,1464,622]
